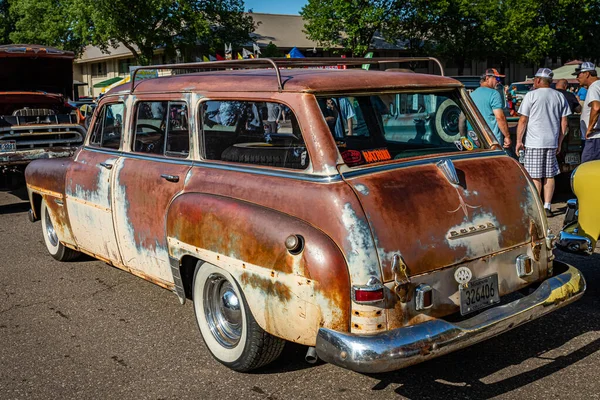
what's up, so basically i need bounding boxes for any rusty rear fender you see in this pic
[166,192,351,345]
[25,158,77,246]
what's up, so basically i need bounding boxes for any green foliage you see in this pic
[0,0,13,44]
[8,0,86,53]
[75,0,255,65]
[262,42,283,58]
[6,0,254,64]
[300,0,395,56]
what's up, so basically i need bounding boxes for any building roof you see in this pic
[76,13,405,64]
[107,68,460,95]
[250,13,319,49]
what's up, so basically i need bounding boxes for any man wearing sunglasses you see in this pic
[470,68,511,150]
[573,62,600,162]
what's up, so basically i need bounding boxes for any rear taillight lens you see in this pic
[354,287,384,303]
[352,276,384,304]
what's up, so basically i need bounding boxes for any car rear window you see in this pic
[317,91,490,167]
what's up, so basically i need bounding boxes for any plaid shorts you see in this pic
[524,148,559,178]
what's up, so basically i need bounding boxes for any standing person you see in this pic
[516,68,571,217]
[469,68,511,149]
[577,85,588,102]
[573,62,600,162]
[555,79,582,113]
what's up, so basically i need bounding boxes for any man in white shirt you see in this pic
[516,68,571,217]
[573,61,600,162]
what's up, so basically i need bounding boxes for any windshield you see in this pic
[317,91,490,167]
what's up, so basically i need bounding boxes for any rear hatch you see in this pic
[342,155,540,282]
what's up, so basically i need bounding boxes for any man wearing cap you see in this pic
[469,68,511,150]
[573,61,600,162]
[516,68,571,217]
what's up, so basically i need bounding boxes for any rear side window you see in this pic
[133,101,189,158]
[200,100,309,170]
[89,103,125,150]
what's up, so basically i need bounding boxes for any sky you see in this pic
[244,0,308,15]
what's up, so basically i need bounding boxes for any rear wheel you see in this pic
[192,262,285,371]
[41,199,80,261]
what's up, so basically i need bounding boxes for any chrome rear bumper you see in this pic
[315,261,585,373]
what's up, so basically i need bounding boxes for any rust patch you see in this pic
[240,271,292,302]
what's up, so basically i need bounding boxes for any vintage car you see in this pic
[0,45,86,188]
[24,58,585,373]
[557,160,600,255]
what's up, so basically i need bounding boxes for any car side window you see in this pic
[134,101,189,158]
[89,103,125,150]
[200,100,308,170]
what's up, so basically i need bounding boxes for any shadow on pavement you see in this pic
[0,201,30,215]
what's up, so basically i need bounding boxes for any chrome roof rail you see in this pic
[129,57,445,94]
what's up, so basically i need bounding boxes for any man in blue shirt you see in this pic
[470,68,511,149]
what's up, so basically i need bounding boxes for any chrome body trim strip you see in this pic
[315,262,585,373]
[342,151,506,179]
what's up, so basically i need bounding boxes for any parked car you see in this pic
[0,45,85,189]
[24,58,585,373]
[557,160,600,255]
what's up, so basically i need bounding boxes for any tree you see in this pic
[8,0,87,53]
[0,0,14,44]
[300,0,396,56]
[261,42,284,58]
[75,0,255,65]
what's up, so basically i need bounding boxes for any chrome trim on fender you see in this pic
[316,262,585,373]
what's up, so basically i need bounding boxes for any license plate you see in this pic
[565,152,580,165]
[459,274,500,315]
[0,140,16,152]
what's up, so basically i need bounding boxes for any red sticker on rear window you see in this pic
[362,148,392,163]
[341,150,363,166]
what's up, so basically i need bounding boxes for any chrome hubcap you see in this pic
[203,273,242,348]
[44,210,58,247]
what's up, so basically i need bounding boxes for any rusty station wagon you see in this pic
[24,58,585,373]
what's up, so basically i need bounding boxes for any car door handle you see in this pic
[99,162,113,170]
[161,174,179,183]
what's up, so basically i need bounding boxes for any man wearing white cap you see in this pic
[573,61,600,162]
[516,68,571,217]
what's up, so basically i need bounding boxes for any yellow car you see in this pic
[558,160,600,254]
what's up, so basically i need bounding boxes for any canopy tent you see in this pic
[93,76,123,88]
[101,75,130,93]
[543,64,600,83]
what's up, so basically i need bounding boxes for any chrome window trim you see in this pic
[341,151,506,179]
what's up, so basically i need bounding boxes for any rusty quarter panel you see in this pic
[166,193,351,343]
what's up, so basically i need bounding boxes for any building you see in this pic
[74,12,547,98]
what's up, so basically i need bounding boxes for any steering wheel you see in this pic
[135,124,165,153]
[136,124,164,134]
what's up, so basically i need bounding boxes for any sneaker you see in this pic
[545,208,552,218]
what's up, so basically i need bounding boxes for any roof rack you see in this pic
[130,57,444,94]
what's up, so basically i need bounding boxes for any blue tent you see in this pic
[288,47,305,58]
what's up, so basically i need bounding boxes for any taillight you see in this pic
[352,276,384,304]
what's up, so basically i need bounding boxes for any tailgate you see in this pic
[342,155,542,281]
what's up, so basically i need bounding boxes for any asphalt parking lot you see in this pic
[0,186,599,400]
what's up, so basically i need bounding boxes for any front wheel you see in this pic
[192,262,285,371]
[41,199,80,261]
